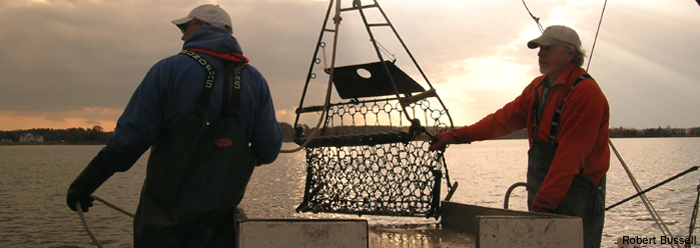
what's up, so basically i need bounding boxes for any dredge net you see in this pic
[295,99,452,218]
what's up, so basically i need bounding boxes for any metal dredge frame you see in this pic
[293,0,455,218]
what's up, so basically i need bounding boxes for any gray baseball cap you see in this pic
[527,25,581,49]
[171,4,232,31]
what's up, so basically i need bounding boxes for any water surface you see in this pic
[1,137,699,247]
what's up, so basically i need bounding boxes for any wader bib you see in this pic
[134,50,256,248]
[526,74,606,248]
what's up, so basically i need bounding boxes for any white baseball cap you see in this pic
[527,25,581,49]
[171,4,232,31]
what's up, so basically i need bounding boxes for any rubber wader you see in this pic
[527,74,605,248]
[133,50,255,248]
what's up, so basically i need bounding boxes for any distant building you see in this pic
[0,138,12,143]
[19,133,44,142]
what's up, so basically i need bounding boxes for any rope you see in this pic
[521,0,608,70]
[606,166,699,211]
[609,140,681,248]
[321,42,328,70]
[687,181,700,248]
[588,2,680,246]
[76,202,104,248]
[374,39,396,62]
[585,0,608,71]
[280,0,342,154]
[521,0,544,32]
[75,196,136,248]
[93,195,135,218]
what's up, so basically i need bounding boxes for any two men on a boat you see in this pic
[65,2,608,248]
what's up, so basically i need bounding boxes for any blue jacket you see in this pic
[99,25,283,172]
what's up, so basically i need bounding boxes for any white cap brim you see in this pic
[171,17,194,26]
[527,35,560,49]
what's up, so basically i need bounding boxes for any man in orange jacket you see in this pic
[430,25,609,248]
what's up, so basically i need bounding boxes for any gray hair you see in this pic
[562,43,587,67]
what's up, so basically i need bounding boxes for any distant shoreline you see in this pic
[2,136,699,146]
[2,125,699,144]
[0,141,107,146]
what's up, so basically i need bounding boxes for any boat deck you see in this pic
[236,201,583,248]
[369,224,476,247]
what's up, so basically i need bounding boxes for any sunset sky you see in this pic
[1,0,699,131]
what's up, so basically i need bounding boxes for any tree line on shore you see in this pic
[1,124,699,144]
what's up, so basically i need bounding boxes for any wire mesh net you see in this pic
[295,99,450,218]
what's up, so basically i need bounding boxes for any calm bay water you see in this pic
[1,137,699,247]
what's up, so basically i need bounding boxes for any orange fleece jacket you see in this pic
[451,64,610,207]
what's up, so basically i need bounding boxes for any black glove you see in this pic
[66,154,114,212]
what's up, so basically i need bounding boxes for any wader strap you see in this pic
[548,74,592,143]
[221,62,230,117]
[531,79,549,142]
[180,50,216,116]
[179,49,248,118]
[218,62,247,117]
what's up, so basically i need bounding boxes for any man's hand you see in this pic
[530,192,559,213]
[429,130,464,151]
[66,154,114,212]
[66,188,95,212]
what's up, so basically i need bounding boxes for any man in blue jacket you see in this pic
[66,4,283,247]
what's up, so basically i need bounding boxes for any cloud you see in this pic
[0,0,699,131]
